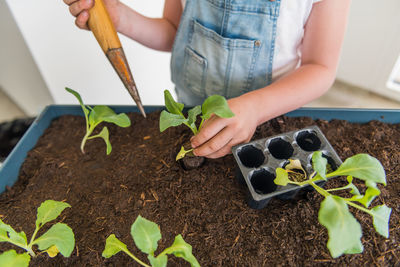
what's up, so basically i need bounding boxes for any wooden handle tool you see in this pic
[88,0,146,117]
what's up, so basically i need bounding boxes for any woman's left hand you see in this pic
[190,94,260,158]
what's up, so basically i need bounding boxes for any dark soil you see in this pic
[0,111,399,266]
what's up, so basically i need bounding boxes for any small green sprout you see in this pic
[0,200,75,266]
[103,215,200,267]
[65,87,131,155]
[274,152,392,258]
[159,89,234,160]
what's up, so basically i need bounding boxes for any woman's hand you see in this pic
[191,94,260,159]
[63,0,120,30]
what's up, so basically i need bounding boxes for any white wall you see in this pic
[336,0,400,100]
[5,0,173,106]
[0,0,53,116]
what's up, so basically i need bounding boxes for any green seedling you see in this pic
[159,89,234,160]
[274,152,392,258]
[0,200,75,267]
[103,215,200,267]
[65,87,131,155]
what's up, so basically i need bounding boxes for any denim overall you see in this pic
[171,0,281,106]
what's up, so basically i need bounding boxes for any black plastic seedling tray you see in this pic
[232,126,342,209]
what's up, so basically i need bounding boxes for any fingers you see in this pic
[68,0,93,17]
[191,116,224,149]
[193,127,233,157]
[75,10,90,30]
[203,142,233,159]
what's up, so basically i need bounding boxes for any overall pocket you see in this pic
[183,46,208,97]
[185,20,261,98]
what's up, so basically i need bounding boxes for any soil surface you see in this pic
[0,111,399,266]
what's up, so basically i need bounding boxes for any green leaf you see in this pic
[164,90,184,115]
[318,195,363,258]
[65,87,89,118]
[201,95,234,120]
[91,106,131,127]
[176,146,193,161]
[346,176,361,195]
[327,154,386,185]
[131,215,161,255]
[0,220,27,247]
[102,234,128,258]
[274,168,290,186]
[0,250,30,267]
[148,254,168,267]
[370,205,392,238]
[97,127,112,155]
[35,200,71,228]
[354,181,380,208]
[187,105,201,129]
[159,111,188,132]
[162,235,200,267]
[33,223,75,257]
[312,151,327,179]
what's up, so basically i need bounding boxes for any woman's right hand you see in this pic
[63,0,121,30]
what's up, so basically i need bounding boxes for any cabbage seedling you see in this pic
[66,87,131,155]
[0,200,75,266]
[274,152,392,258]
[159,89,234,160]
[103,215,200,267]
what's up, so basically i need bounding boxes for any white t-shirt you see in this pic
[180,0,322,81]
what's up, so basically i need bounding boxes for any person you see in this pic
[63,0,351,159]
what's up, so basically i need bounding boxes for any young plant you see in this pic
[65,87,131,155]
[0,200,75,266]
[103,215,200,267]
[274,152,392,258]
[159,89,234,160]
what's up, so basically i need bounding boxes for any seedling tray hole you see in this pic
[267,137,294,159]
[250,168,277,195]
[296,130,321,151]
[237,144,265,168]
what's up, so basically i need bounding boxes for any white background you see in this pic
[2,0,400,115]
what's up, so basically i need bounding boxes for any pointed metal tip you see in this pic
[138,103,147,118]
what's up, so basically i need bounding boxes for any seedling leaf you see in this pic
[274,168,290,186]
[176,146,193,161]
[312,151,327,179]
[33,223,75,257]
[356,184,380,208]
[164,90,184,115]
[102,234,128,258]
[35,200,71,228]
[318,195,363,258]
[45,245,60,258]
[201,95,234,120]
[370,205,392,238]
[148,254,168,267]
[162,235,200,267]
[160,111,188,132]
[327,154,386,185]
[0,220,27,247]
[131,215,161,255]
[187,105,201,129]
[97,127,112,155]
[65,87,89,117]
[0,250,30,267]
[91,106,131,127]
[346,176,361,195]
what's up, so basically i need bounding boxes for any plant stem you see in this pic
[80,126,94,153]
[345,199,372,215]
[326,185,351,192]
[123,250,151,267]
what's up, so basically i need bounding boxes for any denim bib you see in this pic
[171,0,281,106]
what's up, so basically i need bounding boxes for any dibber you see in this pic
[87,0,146,117]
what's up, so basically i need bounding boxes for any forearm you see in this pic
[247,63,336,125]
[117,2,178,51]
